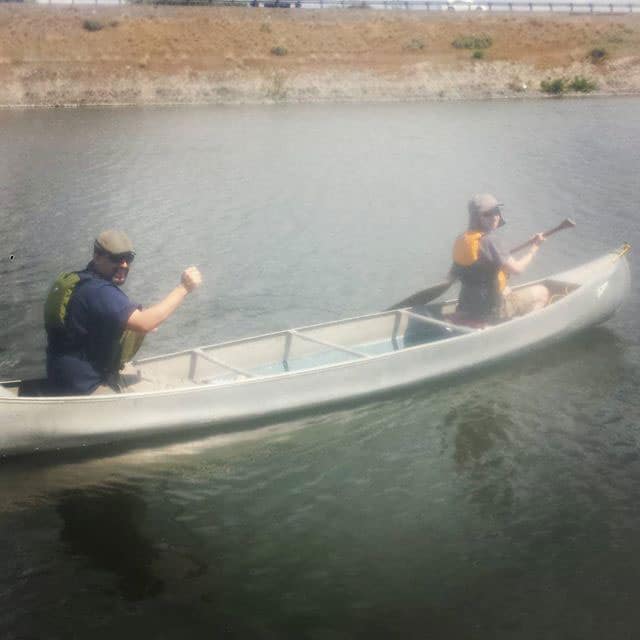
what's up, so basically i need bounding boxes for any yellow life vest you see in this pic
[452,231,507,291]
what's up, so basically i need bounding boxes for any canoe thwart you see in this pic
[400,309,477,334]
[289,330,370,359]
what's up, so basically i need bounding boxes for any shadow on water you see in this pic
[2,327,636,639]
[56,486,164,601]
[443,326,629,452]
[447,401,514,468]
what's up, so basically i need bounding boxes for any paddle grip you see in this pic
[509,219,575,254]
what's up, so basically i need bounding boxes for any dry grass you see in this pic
[1,5,639,105]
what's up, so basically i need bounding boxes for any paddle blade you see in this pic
[387,279,454,311]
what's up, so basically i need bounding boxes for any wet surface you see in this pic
[1,99,640,638]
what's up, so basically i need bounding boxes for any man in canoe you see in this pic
[44,230,202,395]
[451,194,549,324]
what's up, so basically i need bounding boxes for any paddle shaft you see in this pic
[387,279,454,310]
[509,218,576,254]
[388,218,576,310]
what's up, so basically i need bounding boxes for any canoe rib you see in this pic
[191,348,254,380]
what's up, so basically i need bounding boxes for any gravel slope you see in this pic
[1,5,639,106]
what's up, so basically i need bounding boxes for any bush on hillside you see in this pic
[452,34,492,50]
[405,38,425,51]
[82,20,104,32]
[540,77,566,94]
[568,75,597,93]
[588,48,607,64]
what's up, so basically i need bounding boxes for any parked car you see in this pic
[251,0,302,6]
[444,0,488,10]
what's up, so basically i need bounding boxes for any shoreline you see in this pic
[2,6,640,107]
[3,90,640,111]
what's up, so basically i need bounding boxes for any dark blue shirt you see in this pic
[46,266,138,395]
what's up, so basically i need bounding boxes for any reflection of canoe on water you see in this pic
[0,245,631,456]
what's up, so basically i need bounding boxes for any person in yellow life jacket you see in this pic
[451,194,549,323]
[45,230,202,395]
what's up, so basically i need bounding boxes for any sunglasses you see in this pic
[481,208,502,218]
[99,249,136,264]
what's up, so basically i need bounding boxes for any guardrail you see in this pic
[20,0,640,10]
[151,0,639,11]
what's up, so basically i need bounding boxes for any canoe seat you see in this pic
[445,313,488,329]
[0,384,18,397]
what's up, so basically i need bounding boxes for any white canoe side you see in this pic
[0,246,631,456]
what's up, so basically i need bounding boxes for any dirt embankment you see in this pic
[1,4,640,106]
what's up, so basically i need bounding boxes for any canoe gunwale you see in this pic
[0,285,588,403]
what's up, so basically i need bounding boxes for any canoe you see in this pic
[0,245,631,457]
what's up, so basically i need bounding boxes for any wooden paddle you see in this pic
[388,217,576,311]
[509,217,576,254]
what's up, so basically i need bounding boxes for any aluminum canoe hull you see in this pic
[0,248,630,456]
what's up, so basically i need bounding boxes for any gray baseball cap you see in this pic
[468,193,505,227]
[94,230,135,257]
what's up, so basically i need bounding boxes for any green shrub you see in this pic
[82,20,104,32]
[568,75,597,93]
[405,38,425,51]
[540,77,566,95]
[271,46,288,56]
[452,34,492,50]
[472,50,484,60]
[588,48,607,64]
[508,78,527,92]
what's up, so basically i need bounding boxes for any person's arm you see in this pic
[502,234,545,276]
[126,267,202,334]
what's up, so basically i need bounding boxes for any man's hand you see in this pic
[127,266,203,333]
[181,266,202,293]
[532,233,545,247]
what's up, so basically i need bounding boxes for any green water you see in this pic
[1,99,639,638]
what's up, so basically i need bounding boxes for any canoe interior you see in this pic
[128,309,470,391]
[3,278,579,397]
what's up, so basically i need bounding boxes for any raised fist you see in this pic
[181,266,202,293]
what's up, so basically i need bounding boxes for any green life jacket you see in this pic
[44,271,145,372]
[44,271,83,333]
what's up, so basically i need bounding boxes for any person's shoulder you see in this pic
[480,233,508,261]
[98,281,130,300]
[85,282,134,319]
[481,233,505,249]
[78,274,129,303]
